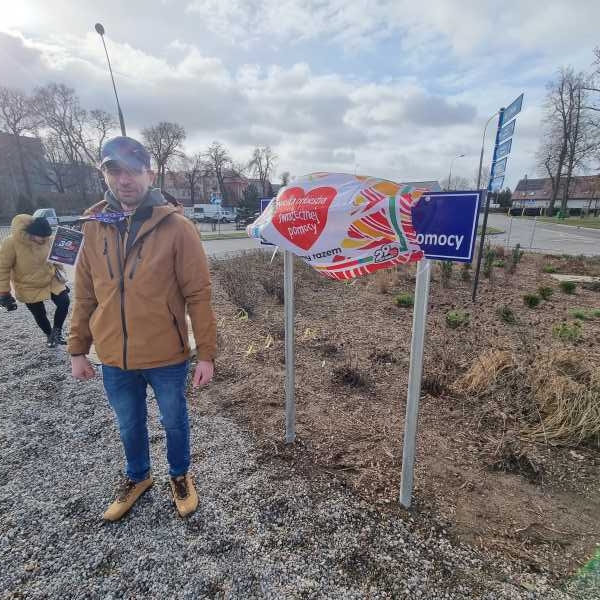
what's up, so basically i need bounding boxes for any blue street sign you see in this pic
[491,157,507,177]
[498,119,515,143]
[260,198,272,213]
[496,138,512,159]
[500,93,524,127]
[411,192,481,262]
[490,176,505,192]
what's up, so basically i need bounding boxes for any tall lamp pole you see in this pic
[447,153,465,190]
[95,23,126,136]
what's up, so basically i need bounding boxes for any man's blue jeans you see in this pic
[102,360,190,482]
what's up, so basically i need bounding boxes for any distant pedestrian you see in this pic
[0,215,70,348]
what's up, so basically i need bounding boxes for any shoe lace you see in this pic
[115,476,138,502]
[172,476,189,500]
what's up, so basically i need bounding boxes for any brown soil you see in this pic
[195,250,600,581]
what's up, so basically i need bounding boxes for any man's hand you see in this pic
[193,360,214,388]
[0,293,17,312]
[71,355,96,381]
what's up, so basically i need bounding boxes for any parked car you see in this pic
[32,208,81,229]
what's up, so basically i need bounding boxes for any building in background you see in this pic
[512,176,600,215]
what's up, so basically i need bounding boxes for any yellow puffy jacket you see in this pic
[0,214,66,303]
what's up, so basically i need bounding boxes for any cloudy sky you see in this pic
[1,0,598,189]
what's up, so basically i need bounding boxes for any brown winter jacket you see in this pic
[67,196,217,370]
[0,214,66,303]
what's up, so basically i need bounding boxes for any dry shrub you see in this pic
[453,349,516,396]
[522,350,600,447]
[489,436,543,483]
[375,270,390,294]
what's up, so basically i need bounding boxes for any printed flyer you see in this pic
[247,172,425,279]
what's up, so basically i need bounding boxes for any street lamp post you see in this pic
[95,23,126,136]
[447,154,465,190]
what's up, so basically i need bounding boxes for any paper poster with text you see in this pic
[247,173,425,280]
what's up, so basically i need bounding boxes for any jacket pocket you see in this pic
[169,308,186,352]
[103,237,115,280]
[129,242,144,280]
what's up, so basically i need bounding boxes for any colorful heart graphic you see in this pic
[272,186,336,250]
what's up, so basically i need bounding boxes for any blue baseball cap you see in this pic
[100,136,151,171]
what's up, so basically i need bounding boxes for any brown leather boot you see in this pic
[103,475,153,522]
[169,474,198,517]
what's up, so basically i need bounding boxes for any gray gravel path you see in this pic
[0,306,588,599]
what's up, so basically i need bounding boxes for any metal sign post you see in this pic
[284,250,296,444]
[399,259,432,508]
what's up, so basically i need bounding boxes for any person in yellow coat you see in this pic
[0,214,70,348]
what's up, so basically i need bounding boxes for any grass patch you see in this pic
[542,264,557,273]
[538,286,554,300]
[446,310,470,329]
[569,308,600,320]
[538,216,600,229]
[552,320,583,343]
[394,293,414,308]
[559,281,577,294]
[201,232,250,240]
[523,293,541,308]
[493,259,505,268]
[478,225,504,235]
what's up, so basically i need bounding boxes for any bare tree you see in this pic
[538,68,599,215]
[203,141,231,202]
[0,86,38,198]
[248,146,277,197]
[280,171,290,187]
[177,152,205,204]
[88,109,117,163]
[141,122,186,189]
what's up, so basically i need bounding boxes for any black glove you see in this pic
[0,294,17,312]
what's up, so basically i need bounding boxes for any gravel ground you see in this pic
[0,306,590,599]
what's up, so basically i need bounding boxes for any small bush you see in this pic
[461,263,472,282]
[542,264,557,273]
[508,244,523,274]
[523,293,540,308]
[496,305,517,324]
[493,259,505,268]
[559,281,577,294]
[446,310,469,329]
[483,244,496,279]
[439,261,453,288]
[537,286,554,300]
[552,320,583,343]
[492,245,505,258]
[394,293,414,307]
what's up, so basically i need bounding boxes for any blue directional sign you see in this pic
[496,139,512,159]
[490,176,505,192]
[260,198,272,213]
[491,157,507,177]
[498,119,515,143]
[500,93,524,127]
[411,192,481,262]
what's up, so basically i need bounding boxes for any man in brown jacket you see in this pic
[69,136,216,521]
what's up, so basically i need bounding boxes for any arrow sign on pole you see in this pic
[491,157,508,178]
[500,93,523,127]
[495,139,512,160]
[498,119,516,143]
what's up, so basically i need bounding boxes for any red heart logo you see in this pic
[272,186,336,251]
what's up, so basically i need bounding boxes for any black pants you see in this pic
[25,290,70,336]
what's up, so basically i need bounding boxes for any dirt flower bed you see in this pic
[196,250,600,581]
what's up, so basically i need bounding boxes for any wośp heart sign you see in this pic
[247,172,425,280]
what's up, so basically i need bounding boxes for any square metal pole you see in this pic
[284,250,296,444]
[399,259,432,508]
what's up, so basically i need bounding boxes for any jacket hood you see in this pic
[10,214,34,234]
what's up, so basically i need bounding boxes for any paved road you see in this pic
[484,214,600,256]
[2,216,598,258]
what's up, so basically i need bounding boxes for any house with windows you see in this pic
[512,176,600,215]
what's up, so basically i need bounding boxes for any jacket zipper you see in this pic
[103,237,115,279]
[115,234,129,371]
